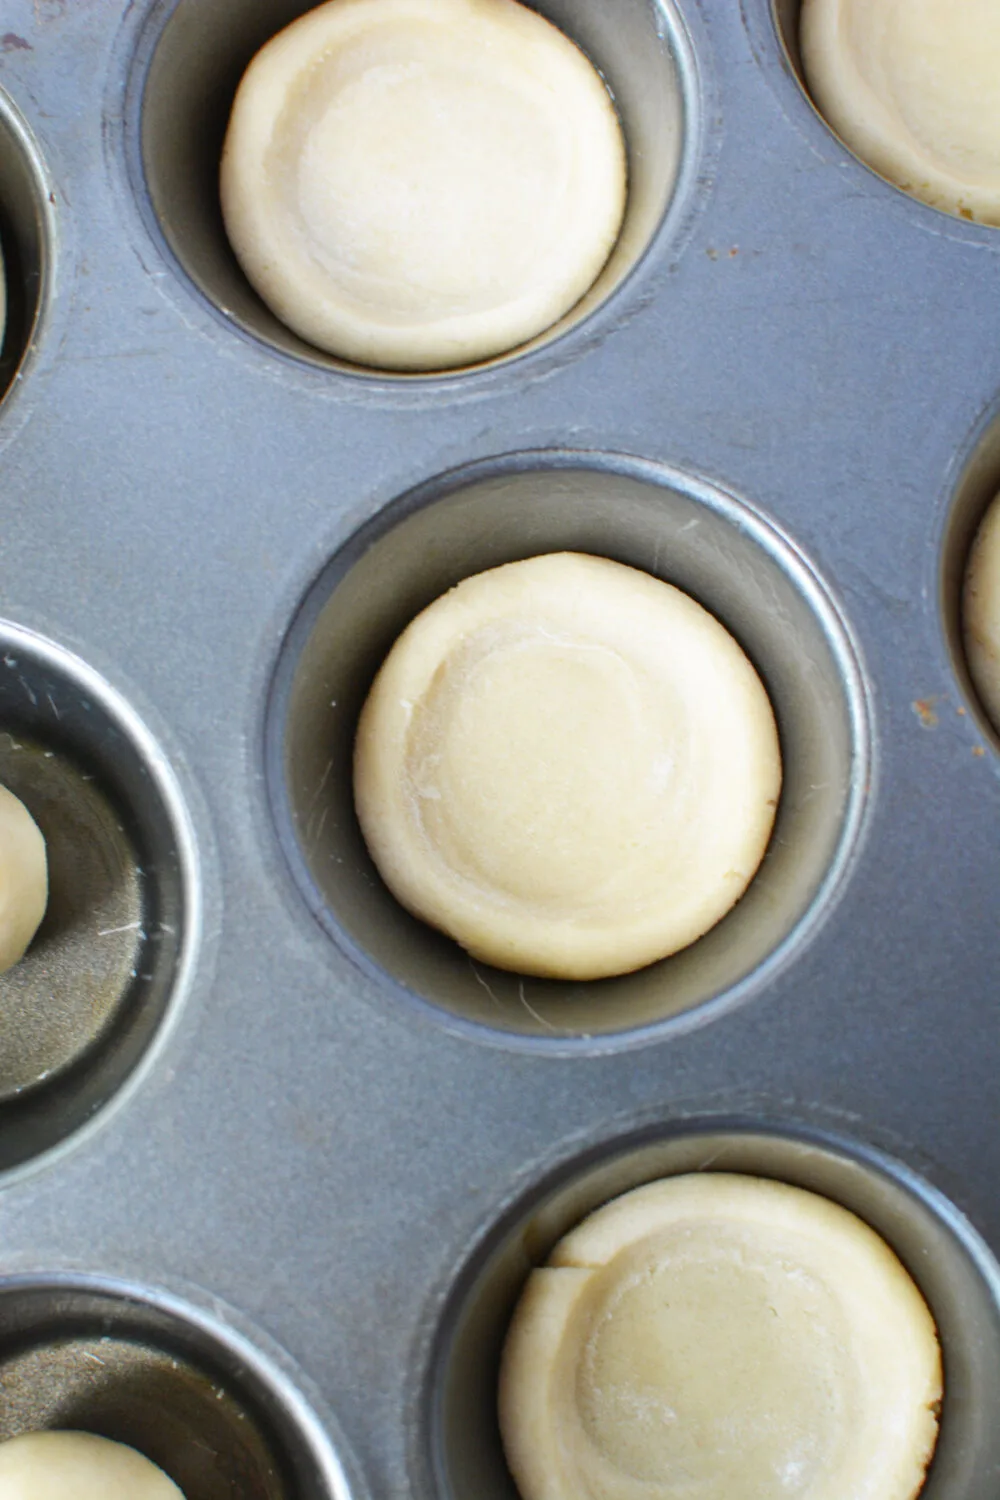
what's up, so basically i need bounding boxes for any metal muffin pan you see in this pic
[2,0,1000,1496]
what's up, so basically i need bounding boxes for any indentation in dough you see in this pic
[576,1230,849,1494]
[406,627,671,908]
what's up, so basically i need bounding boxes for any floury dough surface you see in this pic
[964,491,1000,731]
[499,1175,942,1500]
[0,1431,185,1499]
[220,0,627,370]
[353,553,781,980]
[801,0,1000,223]
[0,782,47,973]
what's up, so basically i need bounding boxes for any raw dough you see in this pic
[499,1174,942,1500]
[0,1431,184,1499]
[220,0,627,370]
[353,553,781,980]
[801,0,1000,223]
[0,781,47,973]
[963,489,1000,731]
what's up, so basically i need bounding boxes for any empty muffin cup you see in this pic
[0,1272,361,1500]
[0,622,196,1178]
[130,0,697,376]
[265,453,870,1049]
[414,1118,1000,1500]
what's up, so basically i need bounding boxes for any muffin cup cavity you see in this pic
[0,623,196,1179]
[0,87,52,409]
[0,1274,360,1500]
[265,453,870,1050]
[415,1119,1000,1500]
[131,0,697,378]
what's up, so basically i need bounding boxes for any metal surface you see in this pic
[1,0,1000,1496]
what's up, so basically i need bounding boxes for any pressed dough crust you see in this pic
[0,781,47,973]
[353,553,781,980]
[0,1431,184,1499]
[801,0,1000,223]
[220,0,627,370]
[963,490,1000,731]
[499,1174,942,1500]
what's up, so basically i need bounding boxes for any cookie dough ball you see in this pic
[0,1431,184,1499]
[500,1174,942,1500]
[221,0,627,370]
[964,490,1000,730]
[0,781,47,973]
[801,0,1000,223]
[354,553,781,980]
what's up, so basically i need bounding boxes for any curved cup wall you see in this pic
[0,1273,359,1500]
[0,87,51,408]
[133,0,696,377]
[416,1119,1000,1500]
[941,406,1000,754]
[0,624,192,1178]
[265,454,870,1049]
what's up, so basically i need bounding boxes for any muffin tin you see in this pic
[2,0,1000,1496]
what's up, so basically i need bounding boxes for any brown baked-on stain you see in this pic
[913,698,939,729]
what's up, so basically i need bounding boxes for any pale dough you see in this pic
[0,1431,184,1499]
[963,490,1000,731]
[220,0,627,370]
[499,1174,942,1500]
[353,553,781,980]
[801,0,1000,223]
[0,781,47,973]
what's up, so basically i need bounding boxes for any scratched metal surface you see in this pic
[1,1,1000,1497]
